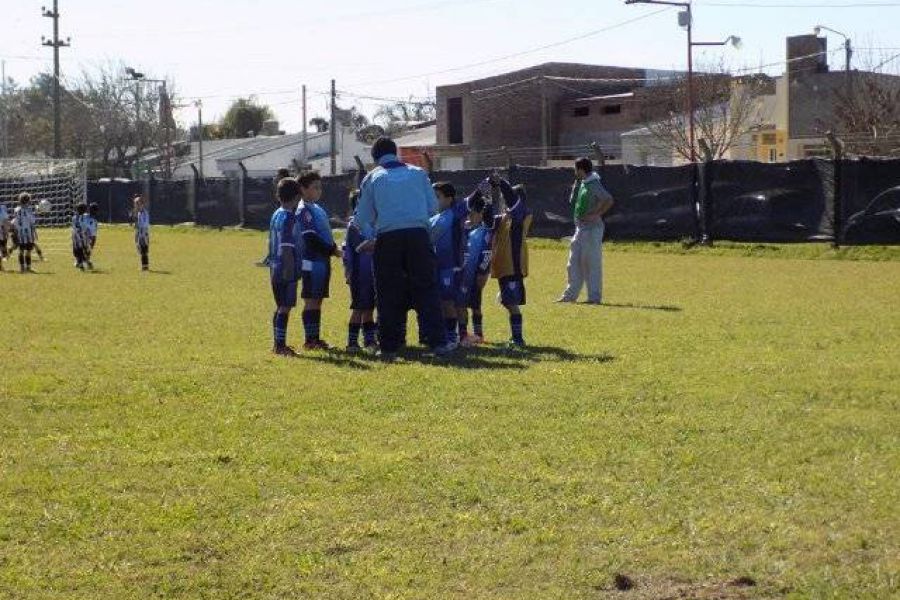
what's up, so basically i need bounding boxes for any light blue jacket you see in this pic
[356,154,438,239]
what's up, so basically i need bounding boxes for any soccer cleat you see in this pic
[86,261,94,270]
[555,296,576,303]
[459,334,478,348]
[376,350,398,362]
[431,342,458,357]
[506,339,526,351]
[303,340,330,351]
[364,343,379,354]
[272,345,299,357]
[345,344,362,354]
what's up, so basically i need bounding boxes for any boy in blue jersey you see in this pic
[458,193,493,346]
[71,202,91,270]
[268,177,303,356]
[343,190,378,352]
[297,171,341,350]
[429,182,469,348]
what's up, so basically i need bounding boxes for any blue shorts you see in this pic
[271,277,298,308]
[499,276,526,306]
[301,260,331,299]
[437,268,464,305]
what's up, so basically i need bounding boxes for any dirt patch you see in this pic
[595,574,781,599]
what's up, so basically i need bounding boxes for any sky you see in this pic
[2,0,899,133]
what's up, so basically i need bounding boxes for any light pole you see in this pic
[125,67,172,177]
[625,0,739,162]
[194,100,204,179]
[814,25,851,72]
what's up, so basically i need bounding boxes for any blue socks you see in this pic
[273,312,289,348]
[509,313,524,345]
[363,322,378,347]
[348,322,361,348]
[303,310,321,343]
[473,313,484,338]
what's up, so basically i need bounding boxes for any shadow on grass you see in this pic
[277,344,615,371]
[147,269,173,275]
[588,301,682,312]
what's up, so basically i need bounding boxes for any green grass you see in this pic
[1,227,898,599]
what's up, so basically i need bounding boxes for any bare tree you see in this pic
[640,63,772,162]
[374,99,436,137]
[829,55,900,157]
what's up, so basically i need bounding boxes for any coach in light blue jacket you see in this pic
[356,137,450,358]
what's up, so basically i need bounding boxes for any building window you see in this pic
[768,148,777,162]
[573,106,590,117]
[448,97,463,144]
[602,105,622,115]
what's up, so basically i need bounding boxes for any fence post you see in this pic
[826,132,844,248]
[238,161,248,227]
[189,164,200,222]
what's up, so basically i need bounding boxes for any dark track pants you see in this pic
[374,228,446,353]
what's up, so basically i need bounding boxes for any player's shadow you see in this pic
[294,352,376,371]
[585,301,682,312]
[147,269,173,275]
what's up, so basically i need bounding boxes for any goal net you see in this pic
[0,158,87,254]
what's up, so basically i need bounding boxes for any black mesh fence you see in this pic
[705,160,833,242]
[838,158,900,244]
[84,159,900,244]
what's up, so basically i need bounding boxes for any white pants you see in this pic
[562,221,604,303]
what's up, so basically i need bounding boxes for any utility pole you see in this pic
[42,0,71,159]
[301,84,308,170]
[1,60,8,157]
[540,77,548,166]
[330,79,337,175]
[195,100,204,179]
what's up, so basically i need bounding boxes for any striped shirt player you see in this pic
[490,176,532,348]
[133,197,151,271]
[71,204,92,270]
[342,211,378,350]
[0,203,9,266]
[12,196,37,273]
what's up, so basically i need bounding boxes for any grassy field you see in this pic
[1,226,898,599]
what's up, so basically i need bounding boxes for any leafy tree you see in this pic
[309,116,329,133]
[221,97,274,138]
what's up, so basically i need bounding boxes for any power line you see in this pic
[344,7,672,88]
[698,1,900,6]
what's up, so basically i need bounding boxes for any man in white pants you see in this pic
[557,157,614,304]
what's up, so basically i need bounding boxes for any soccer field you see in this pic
[1,227,898,599]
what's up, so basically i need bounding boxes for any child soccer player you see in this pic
[268,177,303,356]
[71,202,91,270]
[85,203,99,267]
[0,201,9,271]
[342,190,378,352]
[490,175,532,349]
[13,193,37,273]
[429,181,470,349]
[297,171,341,350]
[133,195,150,271]
[458,194,493,346]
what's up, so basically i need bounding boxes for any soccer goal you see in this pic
[0,158,87,255]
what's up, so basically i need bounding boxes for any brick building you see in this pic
[434,63,678,168]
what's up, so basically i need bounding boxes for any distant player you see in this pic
[0,201,9,271]
[458,192,493,346]
[429,181,469,349]
[342,190,378,352]
[490,175,532,349]
[296,171,341,350]
[268,177,303,356]
[85,203,99,267]
[71,202,91,270]
[13,193,37,273]
[132,195,151,271]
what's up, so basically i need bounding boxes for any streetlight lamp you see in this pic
[125,67,173,177]
[814,25,851,72]
[625,1,740,162]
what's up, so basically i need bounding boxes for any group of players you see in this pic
[267,166,531,357]
[0,191,151,273]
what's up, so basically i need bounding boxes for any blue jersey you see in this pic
[297,200,335,262]
[428,199,468,270]
[268,207,301,280]
[461,224,492,289]
[342,215,373,283]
